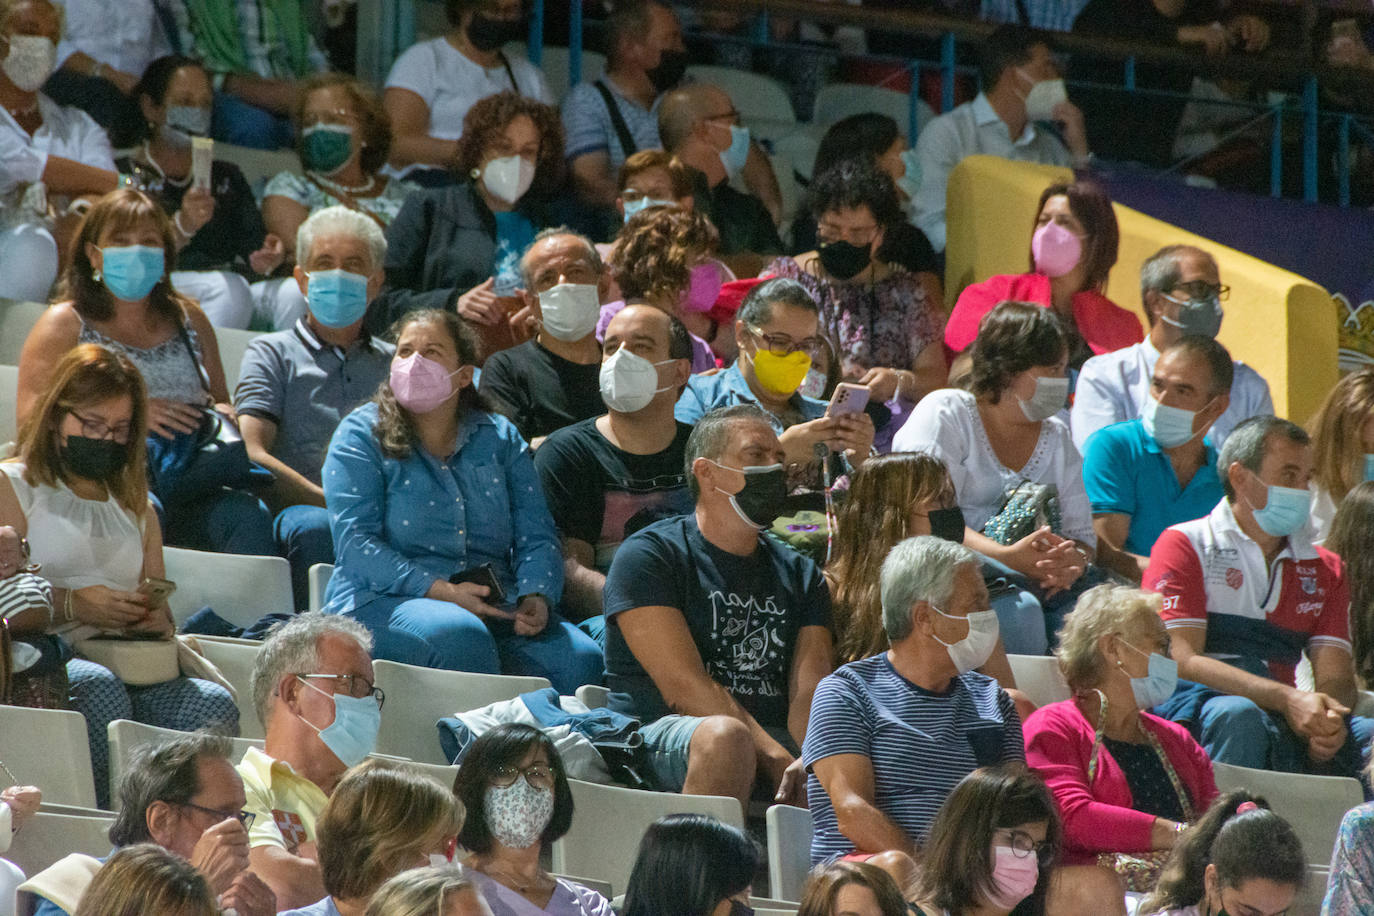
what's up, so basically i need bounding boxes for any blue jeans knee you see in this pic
[274,505,334,611]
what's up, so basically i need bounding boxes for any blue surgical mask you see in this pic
[1160,292,1224,338]
[99,245,165,301]
[623,196,676,222]
[1118,639,1178,710]
[720,124,750,176]
[307,268,370,328]
[1245,472,1312,538]
[1364,453,1374,483]
[1141,394,1201,449]
[896,148,922,199]
[296,676,380,767]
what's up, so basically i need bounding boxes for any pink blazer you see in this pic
[1024,698,1218,865]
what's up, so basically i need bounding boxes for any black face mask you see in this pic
[646,48,688,94]
[817,240,871,280]
[717,463,788,529]
[62,435,128,481]
[467,13,525,52]
[728,901,755,916]
[928,505,966,544]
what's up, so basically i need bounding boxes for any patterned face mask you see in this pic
[483,778,554,849]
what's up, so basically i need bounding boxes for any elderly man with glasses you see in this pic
[239,613,382,909]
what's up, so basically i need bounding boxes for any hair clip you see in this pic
[1236,801,1260,814]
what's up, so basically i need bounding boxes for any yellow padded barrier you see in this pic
[944,154,1337,424]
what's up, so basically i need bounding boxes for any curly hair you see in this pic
[610,206,718,304]
[1053,585,1167,691]
[967,301,1067,404]
[455,91,564,197]
[373,310,486,460]
[806,160,904,232]
[294,73,393,176]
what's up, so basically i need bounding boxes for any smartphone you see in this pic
[138,576,177,606]
[826,382,870,418]
[449,563,507,605]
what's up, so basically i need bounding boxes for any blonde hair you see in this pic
[73,844,215,916]
[1309,367,1374,505]
[364,865,476,916]
[1054,584,1167,691]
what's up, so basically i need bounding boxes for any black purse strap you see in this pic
[594,80,638,160]
[171,314,213,395]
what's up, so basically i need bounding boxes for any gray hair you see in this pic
[518,225,602,291]
[1138,244,1216,316]
[736,277,818,329]
[252,612,373,726]
[1054,585,1165,691]
[879,536,980,642]
[683,404,774,500]
[108,732,235,847]
[295,205,388,273]
[1217,416,1311,501]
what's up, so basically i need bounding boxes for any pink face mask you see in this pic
[681,262,724,313]
[1031,220,1083,278]
[390,352,463,414]
[985,845,1040,911]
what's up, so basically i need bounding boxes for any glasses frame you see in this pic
[68,410,132,444]
[176,801,256,829]
[995,827,1054,866]
[297,673,386,710]
[747,326,823,359]
[1168,281,1231,302]
[489,762,556,790]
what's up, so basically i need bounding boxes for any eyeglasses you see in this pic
[1169,281,1230,302]
[303,107,354,127]
[816,221,879,248]
[68,411,132,444]
[490,763,555,790]
[176,802,256,829]
[297,673,386,709]
[995,828,1054,866]
[748,327,823,359]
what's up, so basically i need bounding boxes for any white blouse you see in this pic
[892,388,1096,547]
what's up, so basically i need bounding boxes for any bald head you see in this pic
[519,227,603,294]
[658,84,732,153]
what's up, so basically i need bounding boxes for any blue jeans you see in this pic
[212,91,294,149]
[1197,693,1374,781]
[345,596,604,696]
[274,505,334,612]
[980,557,1047,656]
[156,488,277,556]
[639,714,706,791]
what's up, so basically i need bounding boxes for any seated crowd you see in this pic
[3,0,1373,914]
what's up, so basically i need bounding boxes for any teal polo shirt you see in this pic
[1082,419,1223,556]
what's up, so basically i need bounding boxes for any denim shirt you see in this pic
[674,364,826,433]
[320,401,563,614]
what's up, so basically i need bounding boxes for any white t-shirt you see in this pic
[892,388,1096,546]
[56,0,171,74]
[0,95,114,199]
[384,37,550,143]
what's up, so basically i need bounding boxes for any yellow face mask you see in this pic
[752,348,812,396]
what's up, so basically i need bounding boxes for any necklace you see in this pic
[482,861,546,894]
[308,169,376,196]
[141,142,191,188]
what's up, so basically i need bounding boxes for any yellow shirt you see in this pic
[236,746,329,854]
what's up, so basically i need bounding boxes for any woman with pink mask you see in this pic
[944,181,1141,371]
[319,308,602,694]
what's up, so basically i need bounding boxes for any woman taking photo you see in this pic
[320,309,602,694]
[1024,585,1216,870]
[0,344,238,808]
[16,188,275,556]
[1307,366,1374,540]
[945,181,1141,369]
[451,724,613,915]
[620,814,757,916]
[766,161,945,406]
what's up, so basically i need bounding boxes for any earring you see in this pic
[470,167,481,181]
[92,267,102,283]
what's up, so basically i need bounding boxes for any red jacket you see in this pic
[944,272,1144,362]
[1024,698,1217,865]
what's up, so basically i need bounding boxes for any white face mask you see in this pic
[484,779,555,850]
[1017,375,1069,422]
[3,35,56,93]
[537,282,600,342]
[1022,75,1068,122]
[930,604,999,674]
[599,344,674,414]
[481,154,535,205]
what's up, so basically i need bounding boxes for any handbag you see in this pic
[981,479,1063,545]
[74,634,180,686]
[0,570,71,709]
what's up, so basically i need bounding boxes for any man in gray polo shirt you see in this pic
[234,206,394,608]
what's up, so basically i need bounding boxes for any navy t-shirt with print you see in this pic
[602,514,831,728]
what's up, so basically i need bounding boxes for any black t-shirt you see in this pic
[533,417,694,569]
[688,167,784,257]
[602,514,832,727]
[1102,736,1187,822]
[478,338,604,442]
[115,157,266,273]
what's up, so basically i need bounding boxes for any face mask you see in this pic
[599,345,674,413]
[62,435,128,481]
[537,282,600,342]
[1017,375,1068,422]
[752,348,812,397]
[647,48,689,94]
[99,245,165,301]
[1031,221,1082,278]
[682,262,723,314]
[484,779,555,849]
[1159,292,1224,339]
[307,269,370,328]
[481,154,536,205]
[301,123,355,176]
[296,676,380,768]
[1364,453,1374,483]
[798,367,828,399]
[896,148,922,199]
[1245,473,1312,538]
[1141,394,1202,450]
[928,505,966,544]
[623,195,675,222]
[467,12,524,52]
[930,604,999,674]
[390,352,463,414]
[986,845,1040,910]
[711,461,788,529]
[817,240,872,281]
[719,124,750,176]
[3,35,56,93]
[1021,74,1068,122]
[1118,639,1178,709]
[162,105,212,148]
